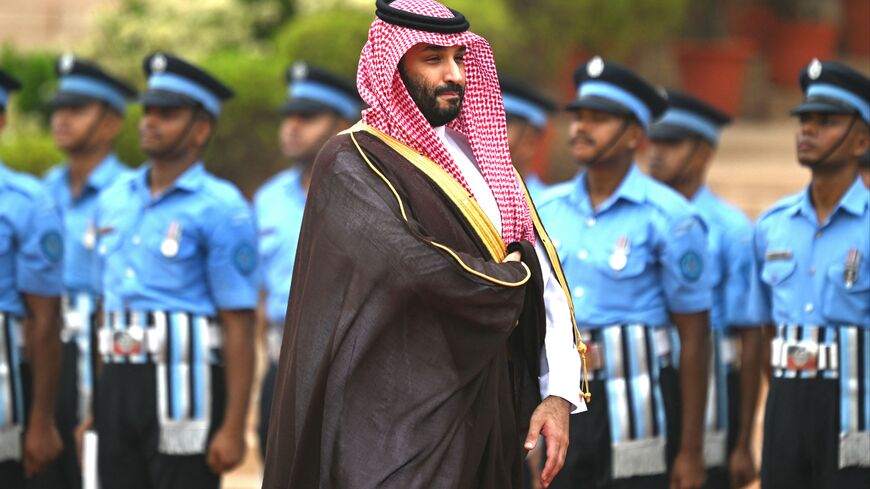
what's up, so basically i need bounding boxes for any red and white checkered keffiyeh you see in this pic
[357,0,534,245]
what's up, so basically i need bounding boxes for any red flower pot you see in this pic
[675,38,754,116]
[728,5,778,52]
[768,21,840,86]
[842,0,870,55]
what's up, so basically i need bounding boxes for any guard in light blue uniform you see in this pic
[648,89,761,489]
[501,76,557,202]
[39,54,136,489]
[539,57,712,489]
[90,53,258,489]
[748,59,870,489]
[0,70,64,488]
[255,61,360,457]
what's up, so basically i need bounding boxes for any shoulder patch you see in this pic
[233,242,257,275]
[40,231,64,263]
[679,250,703,282]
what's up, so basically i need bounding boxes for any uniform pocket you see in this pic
[760,260,796,287]
[142,231,200,287]
[822,264,870,325]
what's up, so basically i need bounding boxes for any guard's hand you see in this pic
[670,449,706,489]
[524,396,570,488]
[502,250,522,263]
[206,426,246,474]
[23,415,62,477]
[728,446,757,489]
[74,417,93,466]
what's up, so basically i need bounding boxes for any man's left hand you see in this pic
[728,446,757,489]
[23,416,62,477]
[670,449,706,489]
[524,395,570,489]
[206,426,246,474]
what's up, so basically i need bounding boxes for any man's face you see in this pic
[568,108,639,166]
[796,112,868,168]
[139,105,210,159]
[398,43,466,127]
[648,138,698,185]
[506,117,542,172]
[279,112,342,162]
[51,102,113,151]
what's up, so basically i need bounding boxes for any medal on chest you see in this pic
[82,218,97,250]
[844,248,862,289]
[609,236,630,271]
[160,221,182,258]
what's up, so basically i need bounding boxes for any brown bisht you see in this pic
[262,123,554,489]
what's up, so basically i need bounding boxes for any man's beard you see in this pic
[399,68,465,127]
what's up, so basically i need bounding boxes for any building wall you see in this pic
[0,0,117,50]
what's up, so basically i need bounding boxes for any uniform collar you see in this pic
[59,153,125,193]
[691,185,714,205]
[571,163,647,212]
[133,161,206,195]
[791,176,868,219]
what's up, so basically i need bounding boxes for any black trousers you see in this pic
[761,377,870,489]
[549,367,679,489]
[94,364,225,489]
[700,370,740,489]
[258,361,278,460]
[27,341,81,489]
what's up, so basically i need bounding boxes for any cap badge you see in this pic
[808,58,823,80]
[291,62,308,81]
[59,52,75,74]
[587,56,605,78]
[151,54,168,74]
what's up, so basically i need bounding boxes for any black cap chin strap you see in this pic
[160,107,202,159]
[583,118,631,167]
[670,138,702,186]
[70,104,109,154]
[810,114,858,166]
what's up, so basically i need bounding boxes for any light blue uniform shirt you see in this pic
[692,186,755,330]
[254,167,307,325]
[0,163,63,315]
[43,154,130,295]
[524,173,548,204]
[93,163,258,316]
[747,177,870,328]
[537,164,711,327]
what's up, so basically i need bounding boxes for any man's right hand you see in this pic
[502,250,522,263]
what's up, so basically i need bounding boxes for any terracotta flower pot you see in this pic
[767,21,840,86]
[728,4,778,52]
[675,38,754,116]
[842,0,870,55]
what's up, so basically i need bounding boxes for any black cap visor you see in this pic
[649,123,702,143]
[565,95,634,118]
[280,98,340,117]
[790,96,859,118]
[140,89,200,110]
[49,91,104,110]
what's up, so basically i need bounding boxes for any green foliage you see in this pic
[201,51,287,197]
[81,0,280,81]
[274,7,373,79]
[0,46,57,121]
[0,114,63,176]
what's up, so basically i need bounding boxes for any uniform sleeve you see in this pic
[723,219,758,327]
[660,213,712,313]
[16,190,63,297]
[745,223,773,325]
[534,238,585,414]
[206,200,259,310]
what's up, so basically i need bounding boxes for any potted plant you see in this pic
[674,0,753,115]
[727,0,778,53]
[841,0,870,55]
[767,0,841,86]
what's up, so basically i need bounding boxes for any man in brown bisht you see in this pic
[262,1,588,488]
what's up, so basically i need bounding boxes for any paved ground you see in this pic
[225,118,809,489]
